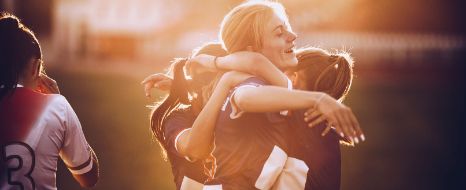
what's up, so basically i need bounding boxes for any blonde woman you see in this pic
[144,1,363,189]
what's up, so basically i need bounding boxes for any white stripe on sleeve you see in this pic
[229,85,258,119]
[174,128,196,162]
[69,159,93,175]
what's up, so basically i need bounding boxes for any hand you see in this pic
[141,73,172,98]
[37,74,60,94]
[302,109,337,137]
[304,94,364,144]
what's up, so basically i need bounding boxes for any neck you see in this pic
[17,78,37,90]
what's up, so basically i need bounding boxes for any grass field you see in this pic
[49,65,465,190]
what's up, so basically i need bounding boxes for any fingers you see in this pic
[332,123,345,139]
[321,125,332,136]
[338,110,358,142]
[307,98,365,144]
[306,115,325,128]
[304,108,316,117]
[337,107,364,144]
[326,115,344,138]
[38,75,60,94]
[349,110,365,142]
[143,82,154,98]
[336,109,357,143]
[143,80,172,97]
[141,73,173,98]
[304,109,320,122]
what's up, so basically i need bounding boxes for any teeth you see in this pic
[285,49,293,53]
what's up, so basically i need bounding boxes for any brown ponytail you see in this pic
[296,47,354,101]
[0,12,43,100]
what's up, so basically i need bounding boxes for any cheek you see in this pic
[262,40,283,57]
[269,39,285,51]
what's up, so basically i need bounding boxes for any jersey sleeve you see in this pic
[57,96,93,175]
[164,110,195,160]
[228,77,267,119]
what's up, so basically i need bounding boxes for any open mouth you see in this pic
[284,47,294,54]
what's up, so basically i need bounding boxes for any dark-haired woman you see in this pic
[145,42,291,190]
[0,13,99,189]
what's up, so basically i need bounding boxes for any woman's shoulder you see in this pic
[43,93,72,107]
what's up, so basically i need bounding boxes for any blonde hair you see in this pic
[295,47,354,102]
[219,0,288,53]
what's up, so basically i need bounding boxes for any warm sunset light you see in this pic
[1,0,465,189]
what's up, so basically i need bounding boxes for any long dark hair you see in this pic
[0,12,43,100]
[150,43,227,159]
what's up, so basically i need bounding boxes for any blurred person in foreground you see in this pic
[0,13,99,189]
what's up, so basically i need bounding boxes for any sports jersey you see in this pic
[163,107,208,190]
[208,77,294,190]
[0,87,93,190]
[286,109,342,190]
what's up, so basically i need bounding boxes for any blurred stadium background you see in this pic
[1,0,465,189]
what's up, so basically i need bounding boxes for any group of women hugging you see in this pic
[0,0,366,189]
[142,1,365,189]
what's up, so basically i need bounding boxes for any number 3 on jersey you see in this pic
[2,142,36,190]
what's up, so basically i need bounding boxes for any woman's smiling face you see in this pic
[258,12,298,71]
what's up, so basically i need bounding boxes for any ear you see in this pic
[30,59,40,78]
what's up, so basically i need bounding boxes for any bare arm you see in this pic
[233,85,362,143]
[176,71,252,160]
[217,52,289,87]
[233,85,324,112]
[190,52,289,88]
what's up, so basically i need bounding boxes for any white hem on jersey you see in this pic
[202,184,223,190]
[255,145,288,190]
[271,157,309,190]
[180,176,204,190]
[228,84,257,119]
